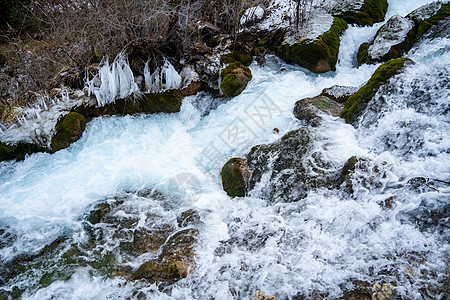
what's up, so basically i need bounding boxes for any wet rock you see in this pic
[340,156,386,194]
[276,17,347,73]
[321,85,359,103]
[331,0,389,26]
[254,290,276,300]
[357,2,450,65]
[341,58,412,124]
[133,228,198,283]
[0,141,48,162]
[357,16,415,65]
[50,112,86,152]
[245,127,334,202]
[177,209,202,228]
[133,225,175,255]
[294,95,344,126]
[221,158,251,198]
[220,61,252,98]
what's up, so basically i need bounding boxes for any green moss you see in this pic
[276,17,347,73]
[416,3,450,41]
[51,112,86,152]
[357,42,370,66]
[220,62,252,98]
[221,158,249,198]
[0,141,49,161]
[72,90,183,118]
[220,51,253,66]
[339,0,388,26]
[341,58,412,124]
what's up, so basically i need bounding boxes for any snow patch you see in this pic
[407,1,445,24]
[240,6,265,25]
[284,13,334,44]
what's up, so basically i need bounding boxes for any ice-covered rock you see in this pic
[368,16,414,59]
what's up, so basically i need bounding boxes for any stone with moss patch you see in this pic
[220,62,252,98]
[0,141,48,161]
[341,58,412,124]
[220,51,253,66]
[294,95,344,126]
[50,112,86,152]
[358,3,450,65]
[276,17,347,73]
[221,158,251,198]
[334,0,388,26]
[73,90,183,120]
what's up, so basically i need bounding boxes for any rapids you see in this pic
[0,0,448,299]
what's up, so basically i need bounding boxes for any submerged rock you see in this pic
[50,112,86,152]
[220,61,253,98]
[331,0,389,26]
[341,58,412,124]
[276,17,347,73]
[294,95,344,126]
[340,156,387,195]
[221,158,251,198]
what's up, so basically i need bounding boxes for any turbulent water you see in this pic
[1,0,449,299]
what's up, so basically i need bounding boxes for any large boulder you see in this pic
[50,112,86,152]
[330,0,389,26]
[357,2,450,65]
[220,61,252,98]
[341,58,412,124]
[276,17,347,73]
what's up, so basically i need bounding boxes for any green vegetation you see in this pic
[341,58,412,124]
[0,141,48,161]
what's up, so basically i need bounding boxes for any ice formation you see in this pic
[87,52,140,107]
[144,58,182,93]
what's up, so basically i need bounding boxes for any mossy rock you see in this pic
[86,202,111,225]
[337,0,388,26]
[357,16,416,65]
[51,112,86,152]
[358,3,450,66]
[414,3,450,41]
[341,58,412,124]
[221,158,251,198]
[220,62,252,98]
[0,141,48,161]
[73,90,183,120]
[220,51,253,66]
[276,17,347,73]
[294,95,344,126]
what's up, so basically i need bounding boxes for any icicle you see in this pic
[161,58,181,90]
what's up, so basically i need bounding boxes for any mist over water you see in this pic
[1,0,449,298]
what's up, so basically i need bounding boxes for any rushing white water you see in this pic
[1,0,449,299]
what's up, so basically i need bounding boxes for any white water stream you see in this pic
[0,0,448,299]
